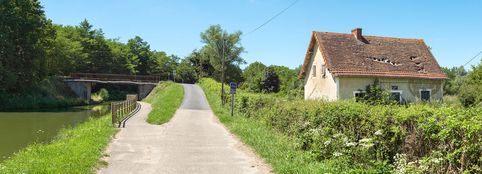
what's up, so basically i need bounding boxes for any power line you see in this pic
[463,50,482,67]
[246,0,300,36]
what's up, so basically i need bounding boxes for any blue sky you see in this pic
[41,0,482,69]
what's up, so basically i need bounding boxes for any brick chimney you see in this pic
[351,28,363,41]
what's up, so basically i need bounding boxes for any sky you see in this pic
[41,0,482,70]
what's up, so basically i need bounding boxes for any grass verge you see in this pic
[143,81,184,125]
[0,114,116,173]
[199,81,330,174]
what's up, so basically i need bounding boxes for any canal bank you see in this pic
[0,104,110,162]
[0,107,117,173]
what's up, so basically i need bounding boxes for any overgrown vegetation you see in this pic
[241,61,304,99]
[143,82,184,125]
[200,78,482,173]
[0,114,116,173]
[0,77,86,111]
[442,61,482,107]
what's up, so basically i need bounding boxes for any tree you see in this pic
[0,0,54,92]
[175,59,198,84]
[77,19,113,73]
[442,66,467,95]
[200,25,245,104]
[185,49,215,80]
[261,67,280,93]
[127,36,155,75]
[242,61,266,92]
[459,61,482,107]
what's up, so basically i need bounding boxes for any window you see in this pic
[312,65,316,77]
[391,85,398,90]
[420,89,431,102]
[353,91,366,102]
[390,90,402,103]
[321,65,326,78]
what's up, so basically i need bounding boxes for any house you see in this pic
[298,28,447,102]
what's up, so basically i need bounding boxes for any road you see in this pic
[99,84,271,174]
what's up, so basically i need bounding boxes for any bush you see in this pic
[199,78,482,173]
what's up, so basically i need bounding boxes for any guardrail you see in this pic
[70,73,160,83]
[111,95,140,128]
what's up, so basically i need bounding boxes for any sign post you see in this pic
[229,82,236,116]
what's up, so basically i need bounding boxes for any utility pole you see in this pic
[221,34,226,106]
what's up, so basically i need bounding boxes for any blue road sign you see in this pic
[230,82,237,94]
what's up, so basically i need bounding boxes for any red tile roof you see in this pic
[299,30,448,80]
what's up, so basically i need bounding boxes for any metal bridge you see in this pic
[64,73,160,101]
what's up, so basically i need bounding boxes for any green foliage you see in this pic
[0,0,54,92]
[91,88,109,103]
[199,78,482,173]
[242,62,303,98]
[0,77,86,111]
[200,25,245,83]
[242,61,266,92]
[458,61,482,107]
[144,82,184,125]
[261,67,280,93]
[442,66,467,95]
[0,114,116,173]
[175,59,199,84]
[360,79,394,105]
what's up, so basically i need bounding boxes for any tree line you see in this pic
[1,0,302,99]
[442,62,482,107]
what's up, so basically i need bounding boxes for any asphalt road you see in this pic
[99,84,270,174]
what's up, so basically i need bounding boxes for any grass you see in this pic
[0,114,116,174]
[143,81,184,124]
[200,83,332,174]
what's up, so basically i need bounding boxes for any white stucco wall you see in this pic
[304,44,338,101]
[338,77,443,102]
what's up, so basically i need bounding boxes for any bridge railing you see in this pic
[70,73,160,83]
[111,95,139,128]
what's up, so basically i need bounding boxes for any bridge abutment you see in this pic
[65,81,92,102]
[138,84,156,100]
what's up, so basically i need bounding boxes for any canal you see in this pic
[0,104,110,162]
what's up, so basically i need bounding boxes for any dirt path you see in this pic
[99,84,271,174]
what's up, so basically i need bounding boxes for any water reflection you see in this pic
[0,104,110,162]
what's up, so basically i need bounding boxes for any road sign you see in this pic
[230,82,237,94]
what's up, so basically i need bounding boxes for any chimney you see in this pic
[351,28,363,41]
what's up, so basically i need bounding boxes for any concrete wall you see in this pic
[138,84,156,100]
[65,81,92,101]
[304,44,338,101]
[338,77,443,102]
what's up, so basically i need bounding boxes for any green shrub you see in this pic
[199,78,482,173]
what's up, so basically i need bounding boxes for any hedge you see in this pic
[199,78,482,173]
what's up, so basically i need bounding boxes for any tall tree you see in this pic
[0,0,54,92]
[442,66,467,95]
[127,36,154,75]
[459,61,482,107]
[200,25,245,104]
[242,61,267,92]
[77,20,113,73]
[261,67,280,93]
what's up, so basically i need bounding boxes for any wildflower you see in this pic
[374,130,383,136]
[333,152,343,157]
[324,139,331,146]
[358,138,372,143]
[360,143,374,148]
[345,142,357,147]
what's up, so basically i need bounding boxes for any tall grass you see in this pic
[0,114,116,173]
[143,81,184,125]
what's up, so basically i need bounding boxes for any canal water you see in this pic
[0,104,110,162]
